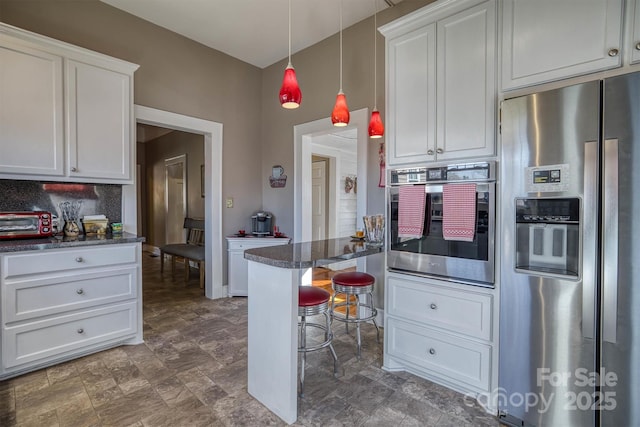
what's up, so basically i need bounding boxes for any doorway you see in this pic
[293,108,369,284]
[133,105,223,299]
[164,154,187,244]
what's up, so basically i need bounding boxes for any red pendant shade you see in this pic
[331,92,350,126]
[279,65,301,109]
[368,109,384,138]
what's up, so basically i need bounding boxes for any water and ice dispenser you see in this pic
[515,198,580,277]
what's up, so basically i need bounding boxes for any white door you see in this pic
[311,160,327,241]
[165,155,186,244]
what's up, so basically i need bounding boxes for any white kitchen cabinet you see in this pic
[629,0,640,64]
[383,272,497,401]
[227,237,290,296]
[66,60,132,181]
[0,37,64,177]
[0,23,138,184]
[0,243,143,379]
[501,0,623,91]
[381,0,496,166]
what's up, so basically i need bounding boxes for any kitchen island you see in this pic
[244,237,383,424]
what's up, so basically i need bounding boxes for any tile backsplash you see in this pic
[0,180,122,223]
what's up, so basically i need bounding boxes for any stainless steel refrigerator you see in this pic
[499,72,640,426]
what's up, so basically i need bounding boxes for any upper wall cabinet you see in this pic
[501,0,623,91]
[66,60,131,181]
[0,39,65,177]
[381,0,496,167]
[0,23,139,184]
[629,0,640,64]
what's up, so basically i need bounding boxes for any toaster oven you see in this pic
[0,211,54,239]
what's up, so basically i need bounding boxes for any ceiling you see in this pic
[100,0,400,69]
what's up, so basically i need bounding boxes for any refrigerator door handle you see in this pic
[582,141,598,340]
[603,138,619,344]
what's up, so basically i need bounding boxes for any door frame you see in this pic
[294,108,368,243]
[127,105,224,299]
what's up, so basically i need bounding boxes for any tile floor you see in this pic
[0,253,501,426]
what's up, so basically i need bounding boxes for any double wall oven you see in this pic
[387,162,496,287]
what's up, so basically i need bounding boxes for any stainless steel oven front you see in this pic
[387,161,496,287]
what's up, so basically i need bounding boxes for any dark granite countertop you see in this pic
[0,232,145,253]
[244,236,383,269]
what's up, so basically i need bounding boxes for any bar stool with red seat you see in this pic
[298,286,338,397]
[330,271,380,358]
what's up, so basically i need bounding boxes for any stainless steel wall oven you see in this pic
[387,162,496,287]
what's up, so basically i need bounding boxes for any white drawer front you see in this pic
[387,276,492,341]
[3,266,137,323]
[3,301,137,369]
[2,244,138,279]
[227,239,289,251]
[387,318,491,391]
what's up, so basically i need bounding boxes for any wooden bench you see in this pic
[159,218,205,288]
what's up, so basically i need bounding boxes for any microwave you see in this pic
[0,211,54,239]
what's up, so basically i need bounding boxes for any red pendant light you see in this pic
[369,2,384,138]
[368,109,384,138]
[280,63,301,109]
[332,0,350,127]
[332,91,350,126]
[279,0,301,109]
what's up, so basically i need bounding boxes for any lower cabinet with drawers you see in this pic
[383,271,499,413]
[0,242,143,379]
[226,236,290,296]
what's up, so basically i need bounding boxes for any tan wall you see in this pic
[142,131,205,248]
[0,0,263,238]
[0,0,433,239]
[260,0,434,234]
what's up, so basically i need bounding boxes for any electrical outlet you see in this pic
[226,198,233,208]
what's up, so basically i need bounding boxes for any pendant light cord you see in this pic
[339,0,343,92]
[288,0,292,67]
[373,0,377,109]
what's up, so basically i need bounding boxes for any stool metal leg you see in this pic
[324,310,338,375]
[344,294,350,333]
[299,315,306,397]
[355,294,362,358]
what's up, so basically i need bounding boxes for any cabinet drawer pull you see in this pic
[636,42,640,51]
[436,148,444,154]
[608,48,619,57]
[75,257,83,263]
[71,167,78,172]
[429,348,436,355]
[76,288,84,295]
[430,303,437,310]
[427,149,434,155]
[77,328,84,334]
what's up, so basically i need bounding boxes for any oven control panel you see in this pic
[390,161,496,185]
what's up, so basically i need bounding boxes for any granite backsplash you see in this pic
[0,180,122,224]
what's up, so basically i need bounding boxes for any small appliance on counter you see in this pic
[251,211,272,236]
[0,211,54,239]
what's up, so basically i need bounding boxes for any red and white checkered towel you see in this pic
[443,183,477,242]
[398,185,426,239]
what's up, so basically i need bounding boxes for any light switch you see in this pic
[226,198,233,208]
